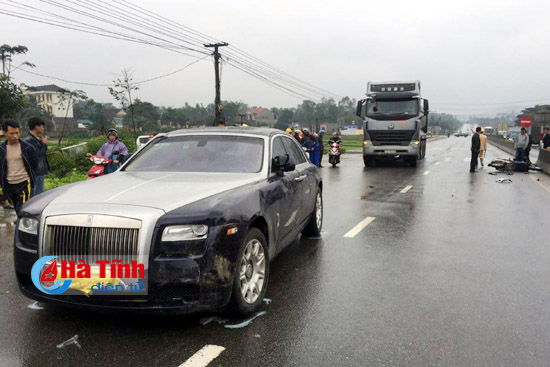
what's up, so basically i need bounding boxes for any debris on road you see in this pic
[496,178,513,184]
[28,301,44,310]
[56,334,81,349]
[199,317,229,326]
[224,311,267,329]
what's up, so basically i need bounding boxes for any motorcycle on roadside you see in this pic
[86,150,121,179]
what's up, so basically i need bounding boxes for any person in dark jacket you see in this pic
[470,127,481,173]
[543,127,550,149]
[0,120,38,215]
[23,117,49,196]
[318,129,325,168]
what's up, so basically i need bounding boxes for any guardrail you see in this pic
[486,135,515,155]
[536,148,550,175]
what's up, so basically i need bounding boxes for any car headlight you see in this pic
[18,217,39,235]
[363,140,371,146]
[162,225,208,242]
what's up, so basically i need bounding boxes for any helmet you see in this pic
[107,128,118,139]
[319,129,325,134]
[332,131,339,137]
[286,128,293,133]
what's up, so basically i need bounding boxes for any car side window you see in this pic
[282,136,307,164]
[271,137,287,172]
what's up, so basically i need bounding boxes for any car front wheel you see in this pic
[229,228,269,316]
[302,190,323,236]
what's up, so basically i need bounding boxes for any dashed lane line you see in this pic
[445,157,451,162]
[178,345,226,367]
[434,161,441,166]
[464,158,469,162]
[343,217,376,238]
[423,171,430,175]
[400,185,413,193]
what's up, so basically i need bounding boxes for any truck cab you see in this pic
[356,81,429,167]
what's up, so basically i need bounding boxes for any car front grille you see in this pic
[43,215,141,262]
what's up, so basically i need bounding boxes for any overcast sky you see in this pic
[2,0,550,115]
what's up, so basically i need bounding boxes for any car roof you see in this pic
[166,127,285,138]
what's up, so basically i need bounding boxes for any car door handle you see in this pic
[295,175,307,182]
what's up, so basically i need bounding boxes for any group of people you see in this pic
[470,125,550,172]
[285,127,341,168]
[0,117,128,214]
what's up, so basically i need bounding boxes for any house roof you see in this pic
[28,84,67,93]
[104,107,121,119]
[248,107,268,115]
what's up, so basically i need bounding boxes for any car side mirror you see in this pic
[423,99,429,115]
[356,99,365,117]
[272,154,296,176]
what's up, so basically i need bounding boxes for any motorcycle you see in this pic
[328,141,341,167]
[87,150,121,179]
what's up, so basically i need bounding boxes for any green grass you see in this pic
[44,170,88,191]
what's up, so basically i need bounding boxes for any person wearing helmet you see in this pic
[308,132,321,167]
[328,131,341,145]
[285,128,293,134]
[88,129,129,174]
[318,129,326,168]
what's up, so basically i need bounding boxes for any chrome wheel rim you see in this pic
[240,239,265,304]
[315,192,323,229]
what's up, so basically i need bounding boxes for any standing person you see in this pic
[0,127,14,209]
[308,133,321,167]
[515,127,529,162]
[543,127,550,149]
[88,128,128,174]
[318,129,325,168]
[23,117,49,196]
[0,120,38,215]
[478,128,488,167]
[470,127,481,173]
[524,131,532,164]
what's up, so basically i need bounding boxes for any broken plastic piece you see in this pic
[28,301,44,310]
[56,334,81,349]
[224,311,267,329]
[496,178,512,184]
[199,317,228,326]
[262,298,272,305]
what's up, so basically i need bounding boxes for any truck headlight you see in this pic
[410,140,420,147]
[162,225,208,242]
[363,140,371,146]
[18,217,39,235]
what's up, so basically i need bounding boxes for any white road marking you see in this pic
[445,157,451,162]
[400,185,413,193]
[178,345,225,367]
[434,161,441,166]
[464,158,469,162]
[423,171,430,175]
[344,216,376,238]
[530,175,550,193]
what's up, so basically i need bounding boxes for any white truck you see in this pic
[356,81,429,167]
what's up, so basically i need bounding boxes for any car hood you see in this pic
[47,171,264,212]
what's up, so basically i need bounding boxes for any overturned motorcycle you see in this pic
[488,158,541,173]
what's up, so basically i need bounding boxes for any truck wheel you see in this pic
[229,228,269,316]
[302,190,323,236]
[363,156,373,167]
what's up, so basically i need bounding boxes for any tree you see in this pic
[16,95,55,132]
[0,44,35,79]
[109,69,139,135]
[56,88,87,145]
[0,75,25,120]
[272,107,295,126]
[126,100,160,132]
[74,99,109,133]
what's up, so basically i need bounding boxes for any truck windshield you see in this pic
[366,99,419,119]
[124,135,264,173]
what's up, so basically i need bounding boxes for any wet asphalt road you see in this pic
[1,136,550,367]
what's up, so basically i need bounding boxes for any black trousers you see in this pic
[3,179,32,215]
[470,150,479,172]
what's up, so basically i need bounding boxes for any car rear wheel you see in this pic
[302,190,323,236]
[229,228,269,316]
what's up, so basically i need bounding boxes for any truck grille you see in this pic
[45,226,139,262]
[43,215,141,262]
[369,130,415,145]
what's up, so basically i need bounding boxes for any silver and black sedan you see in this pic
[14,128,323,315]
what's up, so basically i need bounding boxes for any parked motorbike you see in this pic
[328,141,341,167]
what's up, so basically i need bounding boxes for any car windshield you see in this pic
[366,99,419,118]
[124,135,264,173]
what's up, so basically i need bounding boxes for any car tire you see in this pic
[229,228,269,316]
[363,156,373,167]
[302,190,323,236]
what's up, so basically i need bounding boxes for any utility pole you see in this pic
[236,113,247,125]
[204,42,229,126]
